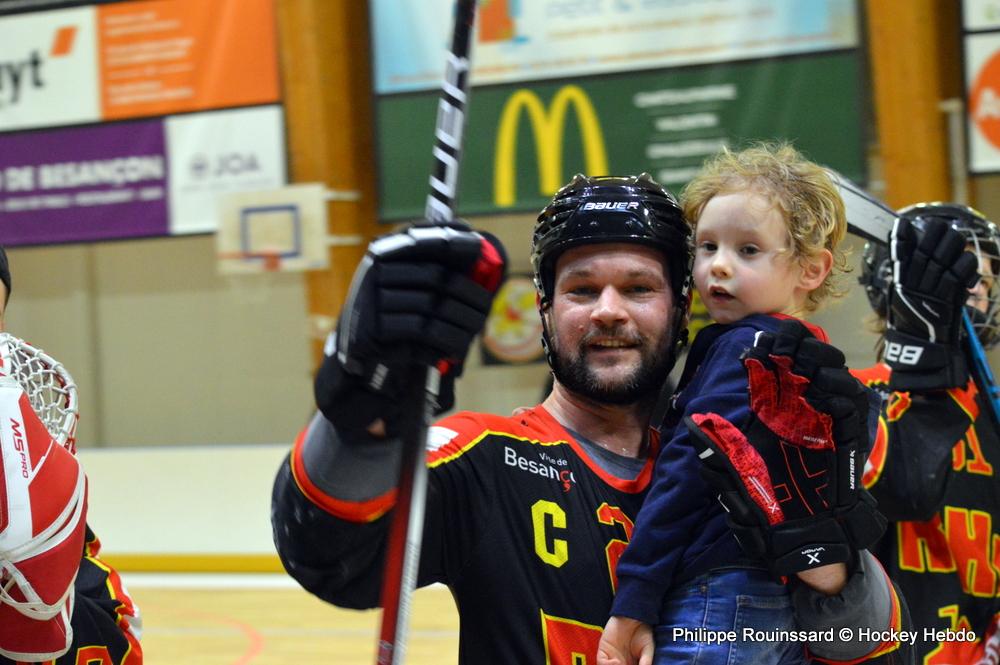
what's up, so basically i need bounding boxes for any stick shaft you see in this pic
[376,2,478,663]
[963,312,1000,421]
[376,368,436,665]
[425,0,477,224]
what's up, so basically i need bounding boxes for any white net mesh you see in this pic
[0,333,78,452]
[962,227,1000,350]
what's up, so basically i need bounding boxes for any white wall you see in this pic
[78,444,290,557]
[5,235,315,447]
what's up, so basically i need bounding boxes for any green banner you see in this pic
[376,51,866,221]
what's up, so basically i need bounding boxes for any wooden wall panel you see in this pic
[865,0,963,207]
[276,0,382,367]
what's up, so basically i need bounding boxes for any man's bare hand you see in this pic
[597,616,653,665]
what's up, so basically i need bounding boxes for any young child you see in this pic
[600,143,851,664]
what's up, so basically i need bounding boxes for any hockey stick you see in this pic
[375,2,478,664]
[826,167,1000,419]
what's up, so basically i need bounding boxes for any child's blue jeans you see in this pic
[653,567,808,664]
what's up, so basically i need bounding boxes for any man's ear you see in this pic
[798,249,833,291]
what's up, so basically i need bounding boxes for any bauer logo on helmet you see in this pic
[581,201,640,211]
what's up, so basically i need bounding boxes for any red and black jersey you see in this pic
[855,363,1000,664]
[0,526,142,665]
[281,405,655,665]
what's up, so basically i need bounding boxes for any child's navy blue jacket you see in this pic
[611,313,829,624]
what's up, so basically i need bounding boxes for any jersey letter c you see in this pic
[532,499,568,567]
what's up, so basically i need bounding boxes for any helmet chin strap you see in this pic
[538,304,557,372]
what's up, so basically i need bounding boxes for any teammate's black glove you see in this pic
[315,223,506,437]
[885,216,979,391]
[688,320,886,578]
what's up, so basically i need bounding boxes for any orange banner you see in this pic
[97,0,279,120]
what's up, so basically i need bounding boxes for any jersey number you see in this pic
[542,611,602,665]
[75,646,113,665]
[531,500,634,592]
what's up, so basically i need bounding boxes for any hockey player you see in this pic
[856,203,1000,663]
[0,247,142,665]
[272,174,906,663]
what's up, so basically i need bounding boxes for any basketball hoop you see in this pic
[216,183,337,275]
[215,250,285,273]
[262,252,281,272]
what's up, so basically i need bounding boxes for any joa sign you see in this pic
[493,85,608,207]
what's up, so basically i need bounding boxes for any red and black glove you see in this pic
[687,320,886,578]
[315,223,506,437]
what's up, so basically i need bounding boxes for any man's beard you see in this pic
[550,325,675,405]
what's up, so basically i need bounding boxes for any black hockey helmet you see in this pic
[0,247,9,305]
[531,173,693,369]
[532,173,692,306]
[861,202,1000,349]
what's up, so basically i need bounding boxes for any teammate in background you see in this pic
[600,145,892,664]
[0,247,142,665]
[272,174,904,664]
[855,203,1000,663]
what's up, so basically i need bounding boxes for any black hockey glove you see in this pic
[688,320,886,578]
[315,223,506,437]
[885,216,979,391]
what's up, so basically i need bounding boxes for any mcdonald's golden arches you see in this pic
[494,85,609,207]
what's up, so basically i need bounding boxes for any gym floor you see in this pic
[126,574,459,664]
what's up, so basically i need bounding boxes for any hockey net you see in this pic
[0,333,78,453]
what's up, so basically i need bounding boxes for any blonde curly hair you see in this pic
[681,141,849,313]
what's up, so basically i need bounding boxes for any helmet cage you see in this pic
[859,241,891,319]
[899,203,1000,349]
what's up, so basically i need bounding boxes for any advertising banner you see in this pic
[966,31,1000,172]
[166,106,287,235]
[0,7,101,131]
[964,0,1000,32]
[0,104,286,245]
[0,0,279,132]
[376,52,865,220]
[371,0,858,94]
[0,118,167,244]
[0,1,105,15]
[97,0,279,121]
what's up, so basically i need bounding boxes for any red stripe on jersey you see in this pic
[863,417,889,489]
[854,364,891,489]
[771,313,830,343]
[430,407,657,494]
[86,552,143,664]
[851,363,890,387]
[290,427,397,523]
[809,556,903,663]
[948,378,980,422]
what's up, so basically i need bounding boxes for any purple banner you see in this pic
[0,119,169,245]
